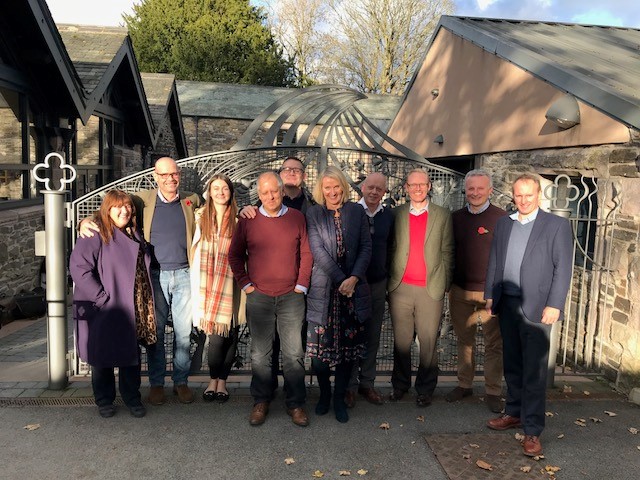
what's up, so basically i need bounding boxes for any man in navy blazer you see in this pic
[484,173,573,457]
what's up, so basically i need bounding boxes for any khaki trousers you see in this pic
[448,284,503,395]
[389,282,443,395]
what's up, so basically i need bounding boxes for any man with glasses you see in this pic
[345,172,394,408]
[387,168,454,407]
[80,157,201,406]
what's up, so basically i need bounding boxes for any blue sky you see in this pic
[46,0,640,28]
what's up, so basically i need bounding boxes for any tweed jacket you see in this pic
[484,209,573,323]
[130,189,201,266]
[388,201,454,301]
[70,228,153,368]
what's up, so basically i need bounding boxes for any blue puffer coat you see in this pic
[305,201,372,326]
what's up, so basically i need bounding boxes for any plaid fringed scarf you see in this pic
[198,209,234,336]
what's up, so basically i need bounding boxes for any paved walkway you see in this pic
[1,316,639,479]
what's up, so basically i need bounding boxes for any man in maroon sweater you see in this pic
[229,171,313,428]
[446,169,507,412]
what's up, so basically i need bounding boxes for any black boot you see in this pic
[313,358,331,415]
[333,361,352,423]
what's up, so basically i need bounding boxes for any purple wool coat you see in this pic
[70,227,153,368]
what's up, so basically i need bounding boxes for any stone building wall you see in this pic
[153,115,181,162]
[480,137,640,390]
[0,205,44,298]
[183,117,256,155]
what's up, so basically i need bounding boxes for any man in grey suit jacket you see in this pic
[484,173,573,457]
[387,168,454,407]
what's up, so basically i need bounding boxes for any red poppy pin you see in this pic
[185,199,192,207]
[477,226,489,235]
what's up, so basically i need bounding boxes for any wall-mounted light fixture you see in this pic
[545,94,581,129]
[431,88,440,98]
[434,134,444,144]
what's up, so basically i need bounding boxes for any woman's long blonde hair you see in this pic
[312,165,351,206]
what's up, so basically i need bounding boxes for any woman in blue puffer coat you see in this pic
[306,166,372,423]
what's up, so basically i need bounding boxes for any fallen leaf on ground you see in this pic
[476,460,492,471]
[532,455,545,461]
[574,420,586,427]
[416,415,425,422]
[604,410,617,416]
[520,466,532,473]
[515,432,525,441]
[357,469,368,476]
[379,422,390,430]
[411,441,416,445]
[469,443,480,449]
[636,446,640,450]
[629,427,638,435]
[284,458,295,465]
[462,454,471,460]
[339,471,351,476]
[545,411,554,417]
[23,424,40,431]
[562,385,572,393]
[590,417,602,423]
[312,471,324,478]
[545,465,561,473]
[583,390,590,396]
[498,452,507,456]
[557,434,565,439]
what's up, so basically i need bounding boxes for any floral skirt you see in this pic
[306,288,365,367]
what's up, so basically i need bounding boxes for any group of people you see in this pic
[70,155,572,457]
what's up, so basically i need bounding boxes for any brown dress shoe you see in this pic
[522,435,543,456]
[485,394,504,413]
[148,386,166,406]
[388,390,405,402]
[287,407,309,427]
[358,387,383,405]
[249,402,270,426]
[487,414,522,430]
[445,387,473,402]
[173,384,194,404]
[344,391,356,408]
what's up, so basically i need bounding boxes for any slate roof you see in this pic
[57,24,128,94]
[176,81,402,122]
[432,16,640,129]
[140,73,176,129]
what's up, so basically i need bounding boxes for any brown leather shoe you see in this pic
[522,435,543,457]
[148,386,166,406]
[445,387,473,402]
[249,402,269,426]
[358,387,384,405]
[485,394,504,413]
[287,407,309,427]
[344,391,356,408]
[173,384,194,404]
[487,414,522,431]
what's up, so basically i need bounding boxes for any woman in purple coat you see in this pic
[70,190,156,418]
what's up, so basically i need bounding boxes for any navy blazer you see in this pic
[484,209,573,323]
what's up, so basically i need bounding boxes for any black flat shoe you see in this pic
[216,392,230,403]
[98,405,116,418]
[128,404,146,418]
[202,390,217,402]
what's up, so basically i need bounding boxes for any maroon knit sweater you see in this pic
[452,204,507,291]
[228,209,312,297]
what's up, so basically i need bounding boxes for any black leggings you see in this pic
[207,325,239,380]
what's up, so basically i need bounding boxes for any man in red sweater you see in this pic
[229,171,313,428]
[387,168,454,407]
[446,169,507,413]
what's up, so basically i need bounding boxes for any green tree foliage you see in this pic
[123,0,294,86]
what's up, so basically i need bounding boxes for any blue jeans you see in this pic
[246,290,306,408]
[147,268,193,386]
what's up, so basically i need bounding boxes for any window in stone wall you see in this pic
[0,86,31,203]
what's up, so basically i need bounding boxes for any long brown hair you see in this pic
[96,189,137,244]
[201,174,238,239]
